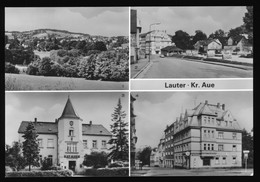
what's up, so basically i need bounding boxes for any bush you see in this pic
[84,167,128,177]
[5,166,13,172]
[83,151,108,169]
[6,170,73,177]
[41,157,52,170]
[5,63,20,74]
[108,162,124,168]
[26,62,39,75]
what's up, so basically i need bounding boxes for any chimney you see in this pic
[205,100,208,104]
[222,104,225,110]
[217,103,220,108]
[89,121,92,125]
[34,118,37,123]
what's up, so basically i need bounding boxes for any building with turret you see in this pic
[18,96,112,173]
[164,100,242,169]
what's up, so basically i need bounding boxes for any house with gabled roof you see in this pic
[224,36,253,54]
[164,100,242,169]
[18,96,112,173]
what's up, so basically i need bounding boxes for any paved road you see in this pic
[131,167,253,176]
[138,56,253,78]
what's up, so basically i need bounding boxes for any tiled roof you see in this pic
[59,97,80,120]
[18,121,112,136]
[18,121,58,134]
[82,124,112,136]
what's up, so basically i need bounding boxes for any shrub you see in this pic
[5,170,73,177]
[83,151,108,169]
[5,63,20,74]
[26,62,39,75]
[84,167,128,177]
[5,166,13,172]
[41,157,52,170]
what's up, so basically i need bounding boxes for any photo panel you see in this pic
[5,7,129,90]
[5,92,129,177]
[130,91,253,176]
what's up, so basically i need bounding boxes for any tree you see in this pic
[243,6,253,44]
[94,41,107,51]
[172,30,193,50]
[192,30,207,45]
[208,29,227,47]
[38,57,54,76]
[22,122,40,171]
[83,151,108,168]
[41,157,53,170]
[108,98,128,161]
[242,128,253,167]
[5,141,27,171]
[138,146,152,166]
[228,26,245,44]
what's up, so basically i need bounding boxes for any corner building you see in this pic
[18,96,112,173]
[164,100,242,169]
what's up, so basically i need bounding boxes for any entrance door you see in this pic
[69,161,76,171]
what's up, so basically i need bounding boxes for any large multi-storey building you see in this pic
[18,96,112,173]
[130,94,138,168]
[164,100,242,169]
[140,30,173,56]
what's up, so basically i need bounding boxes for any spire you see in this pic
[59,96,80,119]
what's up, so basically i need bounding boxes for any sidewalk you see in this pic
[130,58,150,78]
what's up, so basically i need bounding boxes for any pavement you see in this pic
[134,55,253,78]
[131,166,254,176]
[130,58,151,78]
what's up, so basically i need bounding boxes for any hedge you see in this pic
[203,58,253,66]
[85,167,129,177]
[6,170,73,177]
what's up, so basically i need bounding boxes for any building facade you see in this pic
[130,9,142,64]
[163,100,242,169]
[130,94,137,168]
[18,96,112,173]
[140,30,173,56]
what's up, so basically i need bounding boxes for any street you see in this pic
[136,55,253,78]
[131,166,253,176]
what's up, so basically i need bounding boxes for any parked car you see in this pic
[160,54,165,58]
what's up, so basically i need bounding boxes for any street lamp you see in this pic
[148,22,161,62]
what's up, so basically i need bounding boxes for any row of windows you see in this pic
[203,144,237,151]
[203,129,215,138]
[67,143,77,153]
[39,155,53,165]
[217,132,237,139]
[203,143,214,150]
[215,157,237,165]
[83,140,107,149]
[38,138,54,148]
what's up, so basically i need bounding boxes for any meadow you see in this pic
[5,73,128,90]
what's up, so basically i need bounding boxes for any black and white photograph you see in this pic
[130,7,253,78]
[5,7,129,90]
[5,92,129,177]
[130,92,253,176]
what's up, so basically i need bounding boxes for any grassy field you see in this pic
[34,50,51,59]
[5,73,128,90]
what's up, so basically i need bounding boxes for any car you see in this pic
[160,54,165,58]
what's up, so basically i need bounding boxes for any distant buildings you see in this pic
[194,39,222,57]
[161,100,242,169]
[224,36,253,54]
[130,94,138,168]
[130,9,142,64]
[140,30,173,56]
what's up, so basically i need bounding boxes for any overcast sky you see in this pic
[5,92,129,145]
[134,6,247,36]
[132,91,253,149]
[5,7,129,37]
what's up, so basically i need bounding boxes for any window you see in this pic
[204,130,207,138]
[208,144,210,150]
[212,131,214,138]
[47,155,53,165]
[47,139,54,148]
[92,140,97,148]
[215,157,219,165]
[67,143,77,153]
[38,138,43,148]
[232,145,237,151]
[83,140,88,149]
[230,121,232,127]
[102,140,107,148]
[218,132,224,139]
[208,130,210,138]
[218,144,224,151]
[232,133,237,139]
[211,144,214,150]
[69,129,74,137]
[222,157,226,164]
[204,144,207,150]
[232,157,237,164]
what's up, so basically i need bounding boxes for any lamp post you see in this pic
[148,22,161,62]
